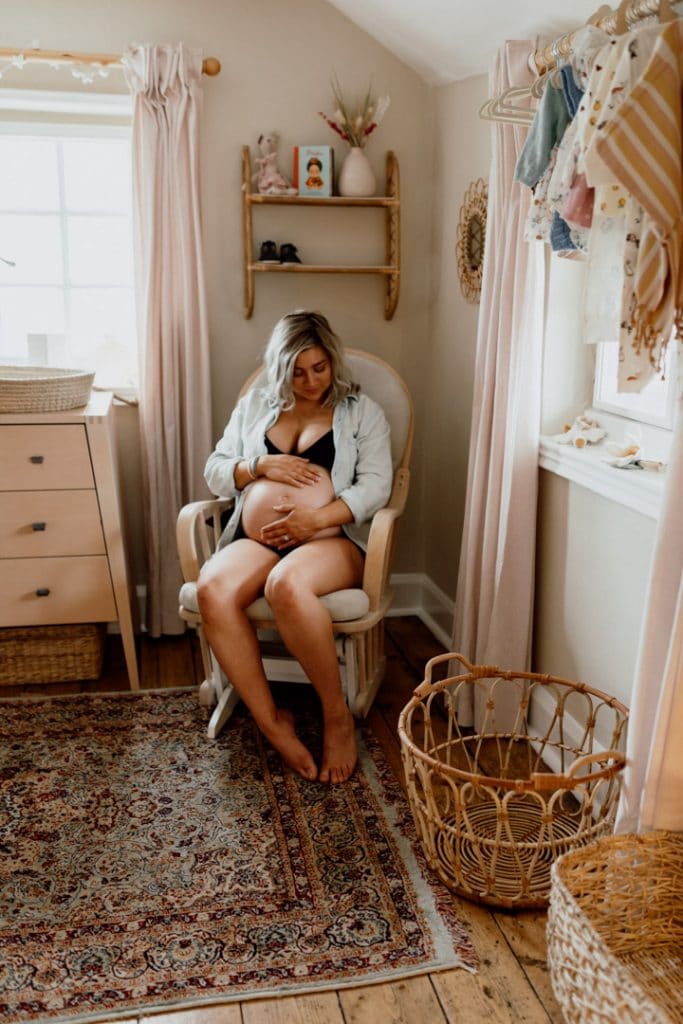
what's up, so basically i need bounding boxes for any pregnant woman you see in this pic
[199,311,392,784]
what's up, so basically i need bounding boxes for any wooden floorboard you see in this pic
[3,616,562,1023]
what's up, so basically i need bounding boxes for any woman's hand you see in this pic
[258,454,321,487]
[260,502,320,548]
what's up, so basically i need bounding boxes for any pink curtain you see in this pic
[123,44,212,636]
[451,41,547,727]
[616,396,683,833]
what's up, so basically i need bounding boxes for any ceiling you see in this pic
[325,0,610,84]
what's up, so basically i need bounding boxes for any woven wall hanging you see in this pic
[456,178,488,303]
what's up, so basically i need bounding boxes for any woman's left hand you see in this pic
[260,503,319,548]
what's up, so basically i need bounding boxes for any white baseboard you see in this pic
[388,573,454,649]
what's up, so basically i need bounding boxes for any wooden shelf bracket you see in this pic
[241,145,400,320]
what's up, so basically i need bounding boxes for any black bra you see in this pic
[265,429,335,472]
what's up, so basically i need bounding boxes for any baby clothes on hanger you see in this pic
[546,26,611,254]
[516,77,575,246]
[576,35,632,348]
[514,78,571,188]
[583,22,666,388]
[596,19,683,389]
[560,63,583,116]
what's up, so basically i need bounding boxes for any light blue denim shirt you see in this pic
[204,387,393,551]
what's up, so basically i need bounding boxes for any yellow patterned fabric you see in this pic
[596,21,683,362]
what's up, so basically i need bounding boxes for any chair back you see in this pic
[239,348,413,472]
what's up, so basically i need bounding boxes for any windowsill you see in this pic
[539,435,666,519]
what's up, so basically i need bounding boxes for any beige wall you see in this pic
[425,74,490,597]
[534,472,655,706]
[4,0,435,581]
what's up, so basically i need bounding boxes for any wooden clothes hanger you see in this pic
[482,0,682,127]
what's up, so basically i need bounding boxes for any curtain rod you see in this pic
[532,0,681,74]
[0,46,221,76]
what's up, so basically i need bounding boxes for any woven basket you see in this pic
[548,832,683,1024]
[0,365,94,413]
[398,652,628,909]
[0,624,105,685]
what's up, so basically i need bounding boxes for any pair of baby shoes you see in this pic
[258,241,302,264]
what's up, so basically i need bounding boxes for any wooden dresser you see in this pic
[0,391,139,689]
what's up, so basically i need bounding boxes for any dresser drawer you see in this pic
[0,491,106,558]
[0,556,117,625]
[0,425,94,490]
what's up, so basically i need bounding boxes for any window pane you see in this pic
[0,288,65,360]
[68,287,138,387]
[67,215,134,286]
[0,125,137,390]
[0,137,60,211]
[595,340,675,428]
[0,214,63,284]
[63,138,131,213]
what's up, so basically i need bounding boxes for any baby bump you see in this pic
[241,469,341,542]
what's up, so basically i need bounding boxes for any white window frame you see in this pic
[593,337,678,431]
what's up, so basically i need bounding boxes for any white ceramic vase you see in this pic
[338,147,376,197]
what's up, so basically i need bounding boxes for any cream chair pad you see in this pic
[179,581,370,622]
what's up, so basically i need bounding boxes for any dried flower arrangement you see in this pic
[318,74,390,149]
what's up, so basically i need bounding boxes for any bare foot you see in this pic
[319,705,357,784]
[259,708,318,781]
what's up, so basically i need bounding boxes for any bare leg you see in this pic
[264,538,364,784]
[197,539,317,780]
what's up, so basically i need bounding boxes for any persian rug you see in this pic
[0,690,476,1023]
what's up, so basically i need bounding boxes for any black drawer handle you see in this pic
[35,588,50,597]
[31,522,47,532]
[29,455,44,464]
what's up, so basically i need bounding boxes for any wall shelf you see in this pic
[242,145,400,320]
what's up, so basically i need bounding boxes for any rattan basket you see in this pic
[0,365,94,413]
[398,652,629,909]
[0,624,105,685]
[547,832,683,1024]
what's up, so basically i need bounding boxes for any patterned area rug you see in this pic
[0,690,476,1023]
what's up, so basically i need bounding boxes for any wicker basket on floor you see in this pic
[547,831,683,1024]
[398,652,628,909]
[0,624,105,685]
[0,366,94,413]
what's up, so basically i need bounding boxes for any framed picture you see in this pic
[293,145,334,197]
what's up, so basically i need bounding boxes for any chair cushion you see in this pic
[179,582,369,622]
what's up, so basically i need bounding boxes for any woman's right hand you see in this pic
[257,454,322,487]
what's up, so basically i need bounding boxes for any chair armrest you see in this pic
[176,498,234,582]
[362,507,400,611]
[389,467,410,515]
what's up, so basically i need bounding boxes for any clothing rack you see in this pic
[480,0,681,126]
[0,46,221,76]
[532,0,682,74]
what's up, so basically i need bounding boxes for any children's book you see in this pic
[293,145,334,197]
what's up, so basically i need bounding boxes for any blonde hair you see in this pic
[264,310,359,409]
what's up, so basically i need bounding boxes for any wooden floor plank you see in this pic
[493,911,564,1023]
[385,616,448,677]
[156,634,198,689]
[145,1005,242,1024]
[241,991,344,1023]
[432,902,552,1024]
[339,975,447,1024]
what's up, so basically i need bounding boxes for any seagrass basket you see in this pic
[398,652,628,909]
[0,624,105,685]
[547,832,683,1024]
[0,365,94,413]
